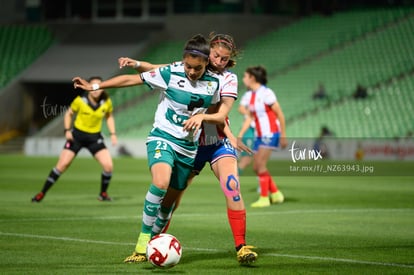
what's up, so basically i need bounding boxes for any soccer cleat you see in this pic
[237,245,258,265]
[124,232,151,263]
[270,191,284,204]
[31,192,44,203]
[250,196,270,208]
[135,232,151,254]
[123,251,147,263]
[98,192,112,201]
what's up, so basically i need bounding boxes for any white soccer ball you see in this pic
[146,233,182,268]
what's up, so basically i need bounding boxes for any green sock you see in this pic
[152,204,174,236]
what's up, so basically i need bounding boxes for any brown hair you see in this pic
[245,66,268,85]
[183,34,210,61]
[209,32,239,68]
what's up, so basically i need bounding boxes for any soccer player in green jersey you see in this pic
[73,34,228,263]
[118,33,258,265]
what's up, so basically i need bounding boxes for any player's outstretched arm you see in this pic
[72,74,143,91]
[118,57,167,73]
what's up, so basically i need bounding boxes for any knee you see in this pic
[102,161,113,173]
[56,163,69,173]
[151,175,170,189]
[220,174,240,200]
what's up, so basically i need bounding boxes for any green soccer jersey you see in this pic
[141,62,220,158]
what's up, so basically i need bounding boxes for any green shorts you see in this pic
[147,139,194,190]
[240,126,255,157]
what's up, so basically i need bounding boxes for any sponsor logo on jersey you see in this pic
[177,80,185,88]
[206,82,215,95]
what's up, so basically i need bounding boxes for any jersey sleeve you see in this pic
[141,65,171,91]
[220,73,238,100]
[264,88,277,105]
[70,96,82,113]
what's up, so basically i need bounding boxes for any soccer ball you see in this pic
[146,233,182,268]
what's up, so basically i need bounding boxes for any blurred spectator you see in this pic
[118,144,132,157]
[312,83,327,100]
[355,142,365,160]
[353,84,368,99]
[313,126,334,158]
[320,126,334,137]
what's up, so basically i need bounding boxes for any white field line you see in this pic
[269,253,414,269]
[0,231,132,246]
[0,231,413,269]
[1,208,413,223]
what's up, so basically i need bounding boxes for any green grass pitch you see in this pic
[0,155,413,274]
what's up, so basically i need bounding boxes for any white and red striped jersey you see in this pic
[199,70,238,146]
[240,85,280,137]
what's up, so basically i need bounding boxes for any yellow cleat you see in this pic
[250,196,270,208]
[135,232,151,254]
[270,191,284,204]
[237,245,258,265]
[124,251,147,263]
[124,232,151,263]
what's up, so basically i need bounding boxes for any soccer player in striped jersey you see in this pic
[180,33,257,265]
[74,34,228,263]
[183,34,257,264]
[31,76,117,202]
[239,66,287,207]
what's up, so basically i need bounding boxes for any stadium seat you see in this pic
[91,8,414,139]
[0,25,54,88]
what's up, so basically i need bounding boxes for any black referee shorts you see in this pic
[63,128,107,156]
